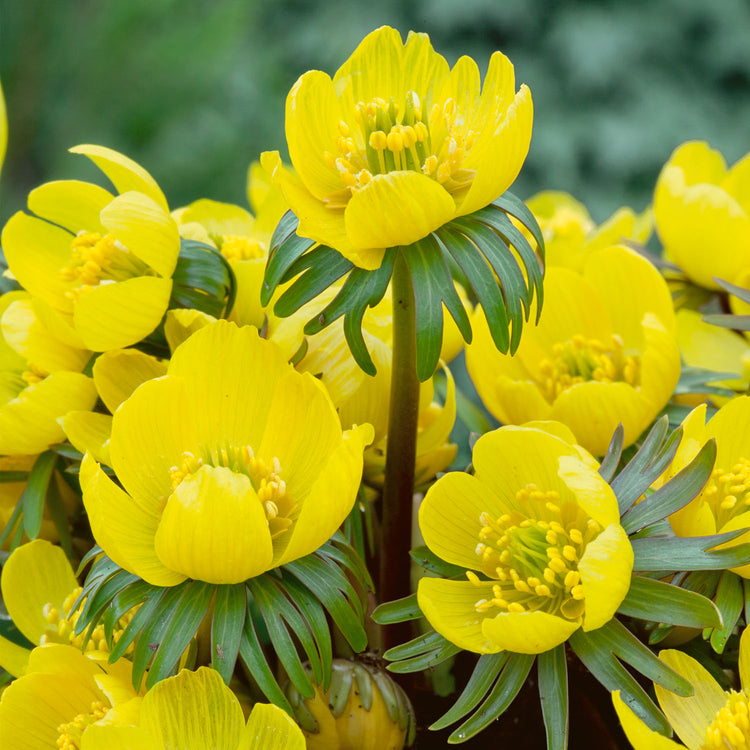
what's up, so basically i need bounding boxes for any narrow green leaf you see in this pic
[538,645,569,750]
[491,191,546,264]
[0,496,23,548]
[109,587,167,667]
[632,531,750,571]
[21,450,56,539]
[75,545,103,576]
[261,210,313,305]
[714,276,750,303]
[618,575,722,630]
[248,576,316,699]
[620,440,715,534]
[147,581,214,687]
[372,594,421,625]
[438,226,510,353]
[703,312,750,331]
[709,571,744,654]
[0,471,28,482]
[387,637,461,674]
[449,653,535,743]
[384,629,449,661]
[568,629,671,735]
[409,546,464,577]
[45,470,72,558]
[274,247,353,317]
[104,580,153,648]
[239,609,293,712]
[211,584,248,684]
[76,569,140,637]
[430,652,508,730]
[580,619,692,696]
[598,425,624,483]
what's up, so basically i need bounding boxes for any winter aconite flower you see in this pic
[81,320,373,586]
[654,140,750,291]
[613,626,750,749]
[1,145,181,351]
[80,667,304,750]
[466,245,680,455]
[417,424,633,654]
[262,25,532,270]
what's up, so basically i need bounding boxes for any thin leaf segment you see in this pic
[469,486,595,621]
[324,92,474,205]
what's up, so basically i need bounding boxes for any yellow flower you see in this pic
[0,643,140,750]
[0,540,139,677]
[81,320,373,586]
[262,25,532,270]
[1,145,181,351]
[528,190,652,271]
[466,244,680,455]
[656,396,750,577]
[654,141,750,291]
[0,291,97,456]
[613,626,750,749]
[417,424,633,655]
[80,666,304,750]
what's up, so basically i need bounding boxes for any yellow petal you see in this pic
[1,211,75,313]
[73,276,172,351]
[344,171,455,251]
[240,702,306,750]
[481,609,580,654]
[457,83,533,217]
[27,180,112,235]
[0,371,97,456]
[70,144,168,212]
[578,523,633,631]
[154,465,274,583]
[164,308,217,352]
[612,690,683,750]
[740,625,750,692]
[100,191,180,278]
[80,453,184,587]
[417,578,503,654]
[419,472,497,571]
[92,348,167,414]
[557,455,620,527]
[1,539,78,645]
[109,375,198,509]
[0,634,30,678]
[60,410,112,466]
[655,649,727,750]
[180,199,255,238]
[472,427,578,510]
[724,150,750,213]
[274,422,373,567]
[81,725,158,750]
[705,394,750,472]
[415,362,456,457]
[140,667,244,750]
[285,70,345,202]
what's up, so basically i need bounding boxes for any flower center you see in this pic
[537,334,640,402]
[323,92,476,207]
[219,235,266,262]
[467,483,602,620]
[702,690,750,749]
[60,231,151,299]
[41,587,138,655]
[56,700,109,750]
[169,445,294,538]
[703,457,750,530]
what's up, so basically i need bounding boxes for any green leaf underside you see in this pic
[703,312,750,332]
[210,584,247,684]
[21,450,56,540]
[709,571,744,654]
[372,593,421,625]
[568,628,672,736]
[261,210,313,305]
[538,645,569,750]
[620,439,715,534]
[448,652,535,743]
[598,424,624,483]
[713,277,750,303]
[631,530,750,571]
[171,240,235,318]
[617,575,722,629]
[410,546,465,577]
[610,417,681,515]
[676,366,738,397]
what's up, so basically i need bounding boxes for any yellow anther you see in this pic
[571,585,585,600]
[564,570,580,589]
[414,121,429,141]
[422,154,438,174]
[543,567,557,583]
[507,602,525,613]
[549,557,567,573]
[545,502,561,514]
[338,120,350,136]
[562,546,578,562]
[527,576,541,588]
[535,584,552,597]
[466,570,482,586]
[43,603,60,624]
[721,496,738,510]
[369,130,387,151]
[514,580,530,593]
[443,98,456,117]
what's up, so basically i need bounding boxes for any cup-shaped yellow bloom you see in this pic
[528,190,651,271]
[655,396,750,578]
[1,144,181,351]
[262,25,532,270]
[80,666,304,750]
[0,292,97,455]
[654,141,750,291]
[613,626,750,749]
[80,320,373,586]
[417,425,633,655]
[0,643,140,750]
[466,245,680,455]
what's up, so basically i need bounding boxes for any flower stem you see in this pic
[379,249,420,650]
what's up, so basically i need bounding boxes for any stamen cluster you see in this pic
[704,457,750,529]
[703,691,750,749]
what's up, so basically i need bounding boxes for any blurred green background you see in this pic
[1,0,749,227]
